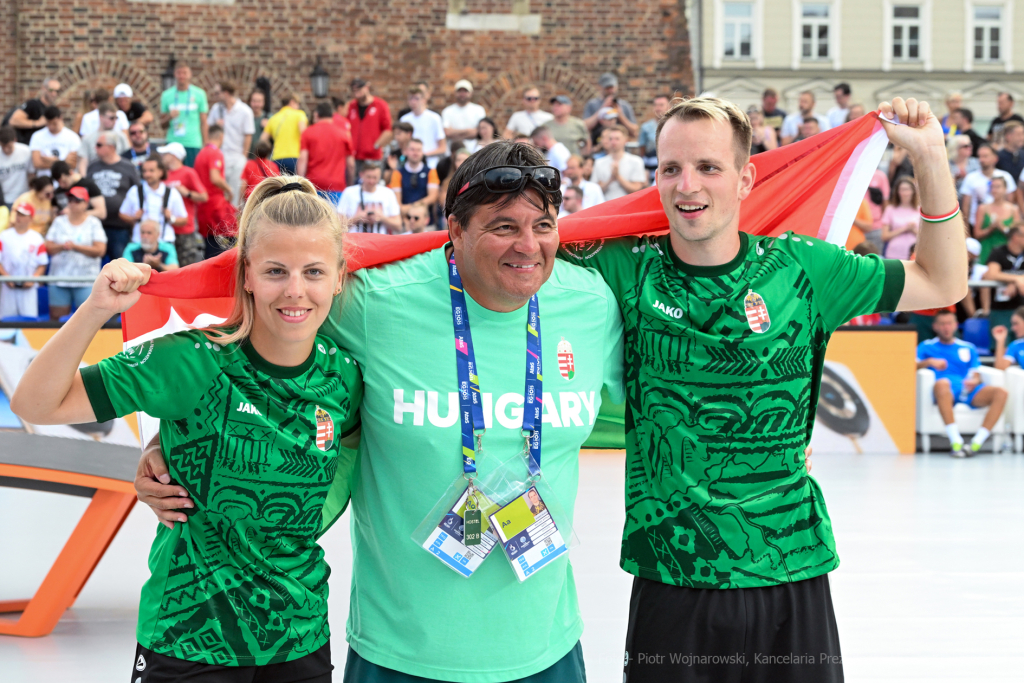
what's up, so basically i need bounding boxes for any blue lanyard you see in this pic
[448,254,542,478]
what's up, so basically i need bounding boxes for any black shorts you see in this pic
[623,574,843,683]
[130,642,332,683]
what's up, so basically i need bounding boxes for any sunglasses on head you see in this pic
[457,165,561,197]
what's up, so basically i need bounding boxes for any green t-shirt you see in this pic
[160,85,209,149]
[559,231,905,589]
[319,247,624,681]
[81,329,362,665]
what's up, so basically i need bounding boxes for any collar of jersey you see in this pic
[667,231,748,277]
[241,340,316,379]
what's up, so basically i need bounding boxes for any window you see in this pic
[801,4,830,60]
[892,6,921,60]
[723,2,754,59]
[974,5,1002,62]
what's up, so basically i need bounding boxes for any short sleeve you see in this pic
[164,242,179,266]
[427,169,439,185]
[319,274,368,365]
[626,156,647,182]
[300,129,311,151]
[434,115,446,141]
[382,189,400,216]
[169,189,187,218]
[90,218,107,243]
[197,90,209,114]
[387,172,401,190]
[159,91,169,114]
[34,239,49,267]
[795,237,905,331]
[916,341,930,361]
[80,332,219,422]
[119,187,139,216]
[970,346,981,369]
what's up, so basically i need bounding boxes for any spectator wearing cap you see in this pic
[193,126,236,259]
[125,120,152,170]
[638,94,671,170]
[118,154,188,247]
[347,78,393,173]
[78,102,129,174]
[442,80,487,145]
[79,88,129,137]
[583,73,639,147]
[51,160,105,221]
[298,102,354,205]
[241,139,281,201]
[546,95,590,156]
[503,86,554,139]
[530,126,571,172]
[29,107,81,177]
[557,185,584,219]
[0,125,33,208]
[160,62,209,168]
[261,92,308,175]
[562,154,605,209]
[45,186,107,319]
[400,86,447,170]
[5,78,62,145]
[123,219,180,272]
[159,142,207,267]
[207,81,254,208]
[113,83,153,128]
[0,202,48,319]
[87,130,140,259]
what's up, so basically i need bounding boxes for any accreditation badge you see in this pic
[487,486,568,582]
[414,483,501,578]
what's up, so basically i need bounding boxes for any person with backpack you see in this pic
[117,154,187,244]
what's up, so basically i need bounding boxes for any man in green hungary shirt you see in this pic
[135,141,625,682]
[558,96,966,682]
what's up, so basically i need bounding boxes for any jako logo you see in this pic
[653,299,684,319]
[394,390,598,429]
[236,402,262,416]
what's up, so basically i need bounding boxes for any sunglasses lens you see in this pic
[483,167,526,192]
[532,168,561,190]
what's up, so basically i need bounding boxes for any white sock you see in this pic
[945,423,963,446]
[972,427,991,447]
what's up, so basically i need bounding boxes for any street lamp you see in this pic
[309,57,330,99]
[161,55,177,92]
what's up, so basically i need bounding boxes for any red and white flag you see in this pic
[123,113,890,443]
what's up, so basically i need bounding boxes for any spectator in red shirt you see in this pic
[157,141,208,267]
[346,78,392,172]
[241,139,281,202]
[193,125,236,259]
[297,103,354,204]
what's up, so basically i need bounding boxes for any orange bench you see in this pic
[0,431,139,637]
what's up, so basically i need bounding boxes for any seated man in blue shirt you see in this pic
[993,306,1024,368]
[917,309,1007,457]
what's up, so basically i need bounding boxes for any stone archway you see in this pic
[475,62,602,125]
[193,63,304,110]
[52,59,163,120]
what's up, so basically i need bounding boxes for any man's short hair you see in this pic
[530,126,550,138]
[933,309,957,320]
[394,121,414,134]
[143,153,166,179]
[1004,121,1024,136]
[281,92,299,107]
[445,141,562,227]
[208,124,224,137]
[98,102,117,116]
[315,102,333,119]
[408,138,424,147]
[802,116,819,125]
[762,88,778,99]
[408,85,425,97]
[0,126,16,145]
[656,96,753,169]
[254,139,273,159]
[1008,227,1021,241]
[1012,305,1024,322]
[1000,91,1015,103]
[51,160,72,179]
[800,90,815,102]
[977,142,995,156]
[220,81,236,95]
[834,83,851,96]
[92,88,110,104]
[361,160,382,172]
[654,94,672,102]
[565,185,583,198]
[522,85,539,97]
[602,124,628,137]
[99,130,120,147]
[853,241,880,257]
[43,106,61,121]
[959,108,974,124]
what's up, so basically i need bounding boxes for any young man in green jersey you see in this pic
[559,96,966,682]
[135,143,626,682]
[13,177,361,680]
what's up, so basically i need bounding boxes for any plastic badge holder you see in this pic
[412,471,502,578]
[475,445,577,582]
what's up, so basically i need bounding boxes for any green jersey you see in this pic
[560,231,904,588]
[319,248,624,681]
[160,85,209,149]
[82,329,362,665]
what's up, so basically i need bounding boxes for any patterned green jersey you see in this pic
[82,329,362,665]
[559,231,904,588]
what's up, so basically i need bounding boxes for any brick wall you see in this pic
[1,0,693,131]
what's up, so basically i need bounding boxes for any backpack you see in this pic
[136,182,173,235]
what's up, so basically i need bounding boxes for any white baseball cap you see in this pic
[113,83,133,99]
[454,79,473,94]
[156,142,186,160]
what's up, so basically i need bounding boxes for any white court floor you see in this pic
[2,451,1023,683]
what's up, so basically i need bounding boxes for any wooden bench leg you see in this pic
[0,490,136,637]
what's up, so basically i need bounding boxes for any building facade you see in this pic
[0,0,694,133]
[694,0,1024,128]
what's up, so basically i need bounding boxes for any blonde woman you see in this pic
[12,176,361,680]
[947,134,980,192]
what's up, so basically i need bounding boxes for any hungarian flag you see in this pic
[122,112,890,447]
